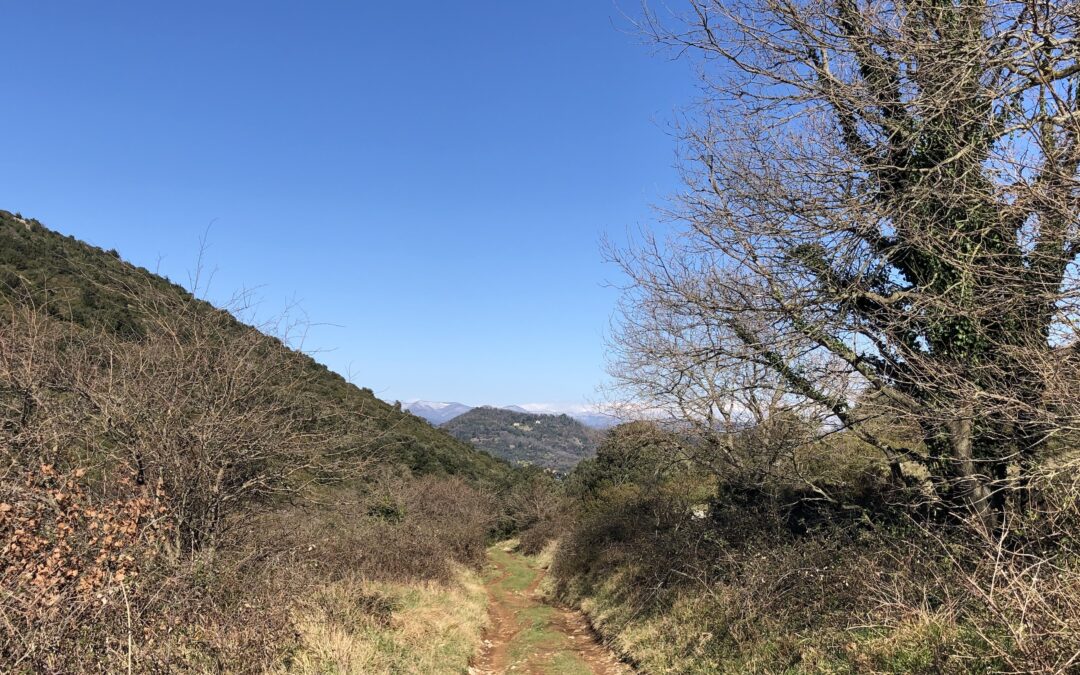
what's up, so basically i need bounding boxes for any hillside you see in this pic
[0,210,525,671]
[0,210,508,483]
[442,406,601,472]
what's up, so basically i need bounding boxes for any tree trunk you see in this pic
[946,407,997,535]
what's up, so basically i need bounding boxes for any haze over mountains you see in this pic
[401,401,475,426]
[404,400,618,429]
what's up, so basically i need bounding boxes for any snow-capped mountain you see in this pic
[403,400,474,425]
[514,404,621,429]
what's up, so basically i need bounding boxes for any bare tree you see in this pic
[1,278,380,554]
[611,0,1080,531]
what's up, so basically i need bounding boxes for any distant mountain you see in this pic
[405,400,619,429]
[404,400,475,426]
[441,407,603,472]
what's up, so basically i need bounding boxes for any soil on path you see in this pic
[470,543,631,675]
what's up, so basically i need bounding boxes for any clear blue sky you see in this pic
[1,2,696,409]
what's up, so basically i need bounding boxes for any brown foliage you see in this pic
[1,465,168,604]
[0,289,494,671]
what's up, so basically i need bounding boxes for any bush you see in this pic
[550,421,1080,673]
[0,297,499,671]
[518,517,561,556]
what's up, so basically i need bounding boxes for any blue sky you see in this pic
[0,2,696,409]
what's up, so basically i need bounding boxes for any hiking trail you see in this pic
[470,543,631,675]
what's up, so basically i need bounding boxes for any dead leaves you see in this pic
[1,465,171,615]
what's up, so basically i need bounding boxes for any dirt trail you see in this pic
[470,543,631,675]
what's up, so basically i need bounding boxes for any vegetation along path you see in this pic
[471,542,631,675]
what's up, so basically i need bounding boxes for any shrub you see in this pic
[0,295,498,671]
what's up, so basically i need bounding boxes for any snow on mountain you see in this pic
[567,412,620,429]
[403,401,474,425]
[421,401,454,410]
[515,403,621,429]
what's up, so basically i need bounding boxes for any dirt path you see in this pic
[470,543,632,675]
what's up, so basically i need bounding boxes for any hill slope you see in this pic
[0,210,508,483]
[442,406,601,472]
[0,209,519,671]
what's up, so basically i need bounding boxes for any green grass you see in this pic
[548,651,595,675]
[487,545,536,592]
[508,606,561,662]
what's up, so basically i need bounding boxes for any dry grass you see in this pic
[549,447,1080,674]
[279,567,487,674]
[0,294,502,672]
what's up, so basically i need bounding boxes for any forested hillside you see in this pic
[0,211,507,482]
[0,211,516,671]
[441,406,601,472]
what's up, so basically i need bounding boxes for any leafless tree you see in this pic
[1,278,380,555]
[0,278,391,666]
[611,0,1080,531]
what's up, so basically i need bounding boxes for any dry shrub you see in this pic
[551,446,984,672]
[400,474,495,570]
[861,461,1080,673]
[0,463,309,672]
[501,469,563,555]
[269,473,497,585]
[0,293,487,672]
[518,517,561,556]
[0,465,499,671]
[1,465,168,606]
[1,465,172,670]
[554,456,1080,673]
[0,290,373,550]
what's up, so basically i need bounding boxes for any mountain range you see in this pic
[402,400,476,425]
[404,400,618,429]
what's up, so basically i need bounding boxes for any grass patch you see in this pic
[487,543,536,593]
[279,566,487,674]
[548,651,596,674]
[508,605,561,661]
